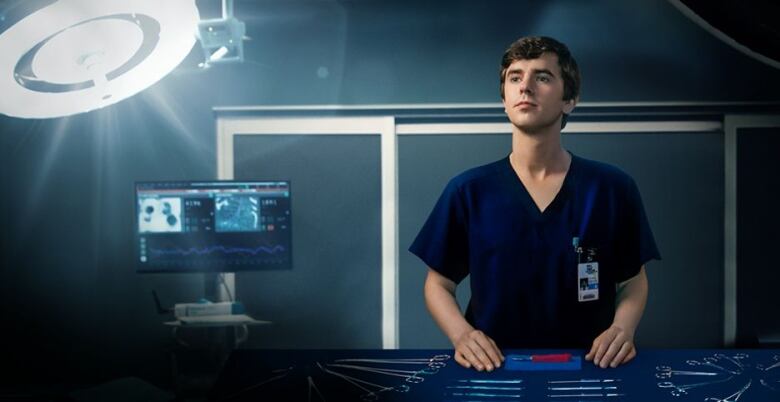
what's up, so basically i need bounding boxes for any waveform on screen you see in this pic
[149,245,286,257]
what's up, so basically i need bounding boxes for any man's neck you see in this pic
[510,128,569,181]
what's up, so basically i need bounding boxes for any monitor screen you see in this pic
[135,180,291,273]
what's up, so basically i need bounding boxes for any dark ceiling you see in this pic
[676,0,779,69]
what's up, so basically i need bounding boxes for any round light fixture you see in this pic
[0,0,200,118]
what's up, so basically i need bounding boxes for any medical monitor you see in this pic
[135,180,291,273]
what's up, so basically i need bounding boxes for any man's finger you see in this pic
[489,338,505,362]
[454,350,471,369]
[600,338,623,368]
[461,346,482,370]
[609,342,631,368]
[624,347,637,364]
[473,335,502,369]
[461,343,485,371]
[593,340,610,365]
[466,340,494,371]
[593,330,617,365]
[585,339,599,361]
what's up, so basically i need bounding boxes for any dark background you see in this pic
[0,0,778,396]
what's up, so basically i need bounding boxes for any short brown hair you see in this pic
[499,36,581,102]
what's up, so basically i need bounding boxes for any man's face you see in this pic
[501,52,576,134]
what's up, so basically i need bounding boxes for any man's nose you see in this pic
[518,79,534,94]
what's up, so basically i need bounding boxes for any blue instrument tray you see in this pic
[504,354,582,371]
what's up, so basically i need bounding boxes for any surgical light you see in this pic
[0,0,200,119]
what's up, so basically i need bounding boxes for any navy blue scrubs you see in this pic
[410,151,661,348]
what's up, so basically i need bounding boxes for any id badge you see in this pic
[577,262,599,302]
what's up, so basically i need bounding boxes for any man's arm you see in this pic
[424,268,504,371]
[584,265,648,368]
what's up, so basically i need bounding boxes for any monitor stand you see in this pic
[203,272,235,302]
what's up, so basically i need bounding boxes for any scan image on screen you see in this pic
[138,197,183,233]
[215,194,260,232]
[135,181,291,273]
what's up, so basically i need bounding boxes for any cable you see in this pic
[218,273,234,302]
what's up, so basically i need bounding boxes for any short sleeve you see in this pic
[409,180,470,284]
[614,178,662,282]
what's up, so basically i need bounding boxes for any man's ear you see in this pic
[563,96,578,114]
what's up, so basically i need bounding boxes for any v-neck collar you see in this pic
[505,150,576,221]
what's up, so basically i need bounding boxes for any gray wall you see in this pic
[234,134,383,349]
[0,0,777,390]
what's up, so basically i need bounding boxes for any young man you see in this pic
[410,36,660,372]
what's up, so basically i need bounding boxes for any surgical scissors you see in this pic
[655,365,721,379]
[657,375,734,397]
[221,367,294,401]
[760,378,780,392]
[687,358,740,375]
[756,355,780,371]
[704,379,752,402]
[714,353,750,372]
[325,363,428,383]
[306,375,325,402]
[318,362,408,401]
[334,354,451,369]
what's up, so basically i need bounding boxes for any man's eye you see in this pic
[537,75,551,83]
[509,76,520,83]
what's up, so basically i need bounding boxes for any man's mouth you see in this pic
[515,101,536,108]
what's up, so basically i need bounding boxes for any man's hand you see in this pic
[453,329,504,372]
[585,324,636,368]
